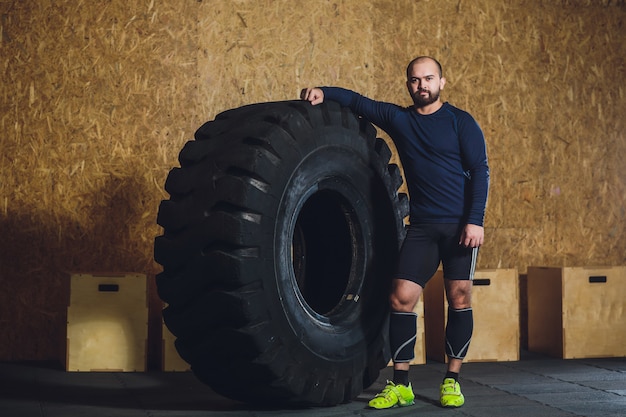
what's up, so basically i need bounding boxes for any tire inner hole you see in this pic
[292,190,355,316]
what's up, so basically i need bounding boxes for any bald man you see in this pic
[301,56,489,409]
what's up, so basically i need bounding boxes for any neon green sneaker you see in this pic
[440,378,464,408]
[368,380,415,409]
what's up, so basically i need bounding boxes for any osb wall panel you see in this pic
[0,0,200,362]
[0,0,625,361]
[194,0,376,117]
[369,0,626,269]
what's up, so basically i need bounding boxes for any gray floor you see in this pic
[1,352,625,417]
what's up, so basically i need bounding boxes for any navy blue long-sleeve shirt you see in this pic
[321,87,489,226]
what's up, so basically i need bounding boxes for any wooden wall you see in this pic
[1,0,624,362]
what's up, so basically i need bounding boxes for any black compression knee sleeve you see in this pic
[445,307,473,360]
[389,311,417,363]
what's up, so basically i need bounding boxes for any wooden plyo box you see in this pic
[527,266,626,359]
[387,296,426,366]
[424,269,520,363]
[66,273,148,372]
[162,321,190,371]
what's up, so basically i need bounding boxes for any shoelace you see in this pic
[376,383,400,399]
[442,383,458,394]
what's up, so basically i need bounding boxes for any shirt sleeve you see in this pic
[320,87,401,129]
[458,113,490,226]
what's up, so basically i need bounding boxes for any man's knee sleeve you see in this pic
[390,311,417,363]
[445,307,473,360]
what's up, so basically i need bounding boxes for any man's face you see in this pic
[406,60,446,108]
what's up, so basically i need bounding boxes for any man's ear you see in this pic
[440,77,447,90]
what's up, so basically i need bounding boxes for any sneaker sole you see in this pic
[441,400,464,408]
[369,399,415,409]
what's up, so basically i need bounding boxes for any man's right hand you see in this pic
[300,88,324,105]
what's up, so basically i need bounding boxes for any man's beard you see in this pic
[413,89,440,108]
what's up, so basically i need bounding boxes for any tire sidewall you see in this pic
[272,139,388,363]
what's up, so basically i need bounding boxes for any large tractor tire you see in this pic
[154,100,408,406]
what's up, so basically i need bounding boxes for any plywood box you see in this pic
[527,266,626,359]
[424,269,520,363]
[67,273,148,371]
[162,321,190,371]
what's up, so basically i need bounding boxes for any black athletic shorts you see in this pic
[395,223,478,288]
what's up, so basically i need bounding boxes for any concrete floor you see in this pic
[1,352,625,417]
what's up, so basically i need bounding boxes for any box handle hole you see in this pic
[473,278,491,286]
[98,284,120,292]
[588,276,607,283]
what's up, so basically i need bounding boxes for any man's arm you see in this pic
[301,87,402,131]
[458,113,489,248]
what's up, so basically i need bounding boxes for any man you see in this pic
[301,56,489,409]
